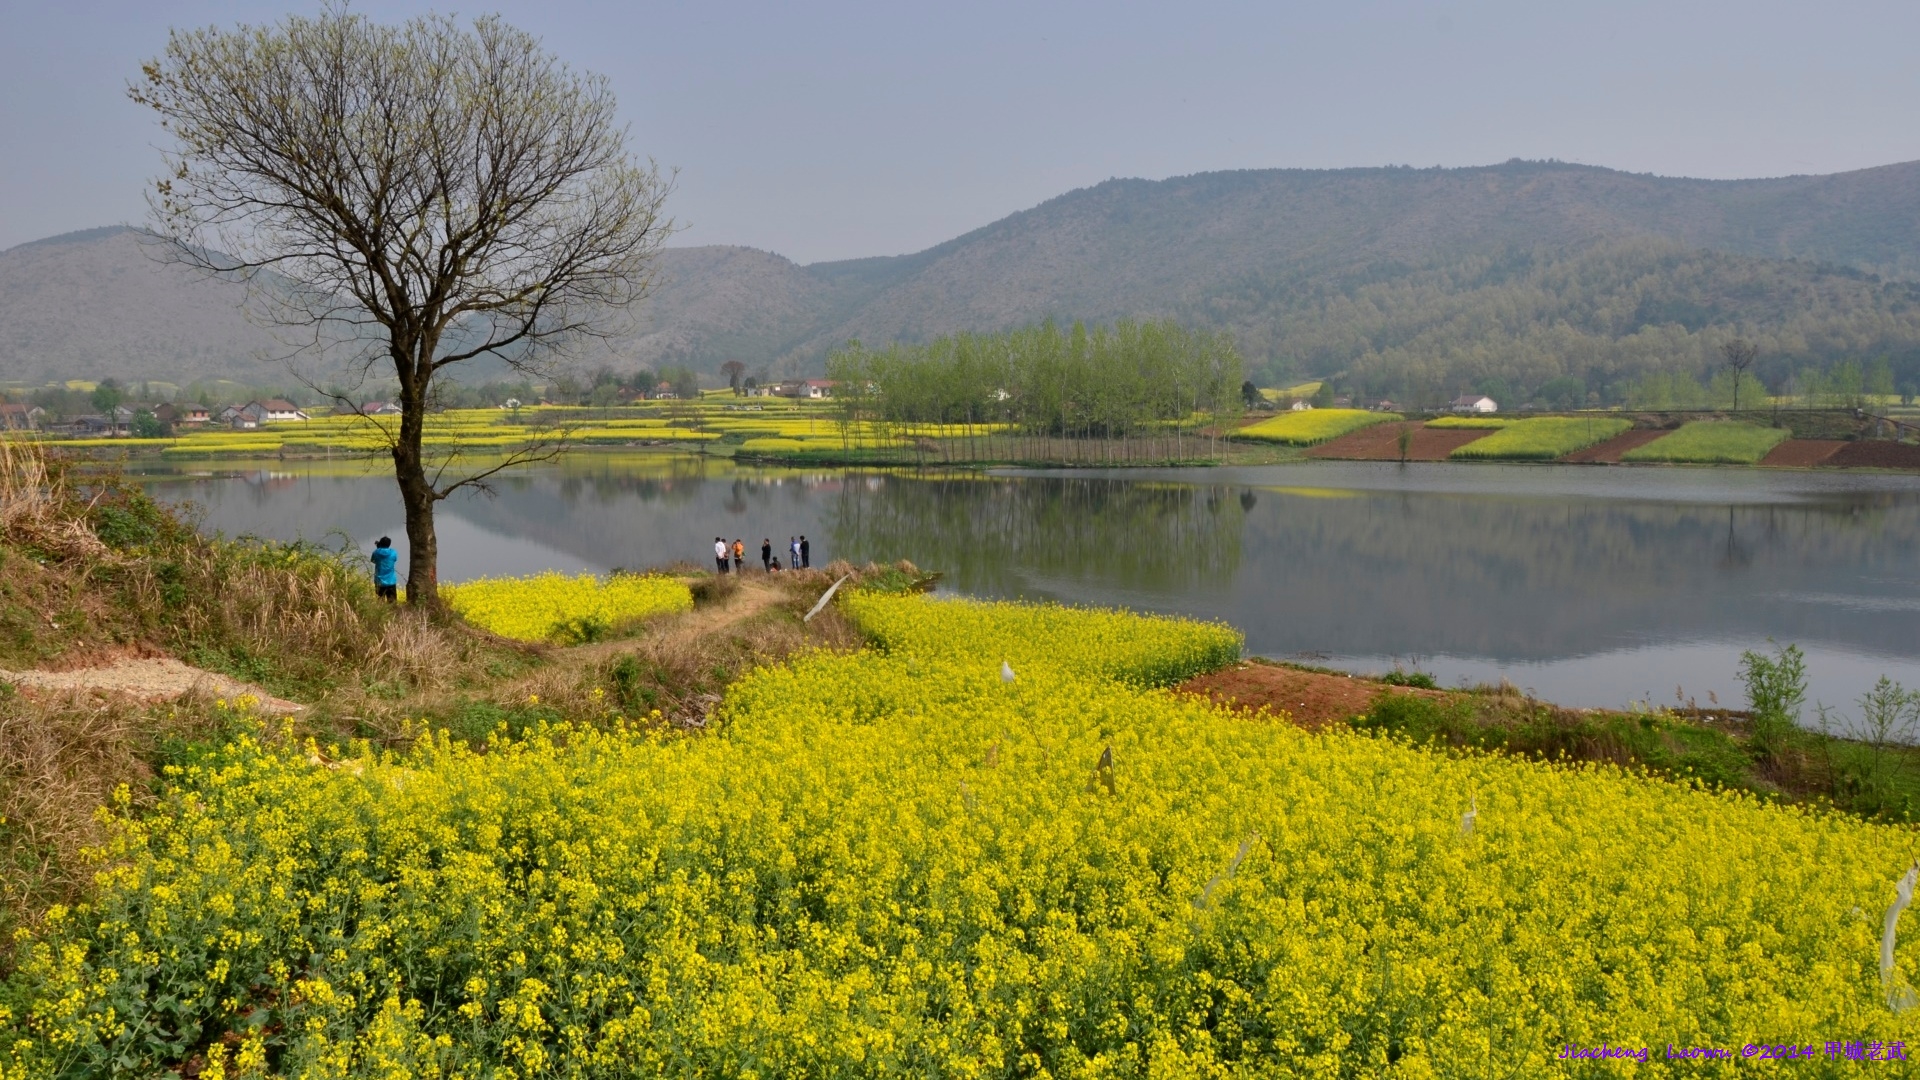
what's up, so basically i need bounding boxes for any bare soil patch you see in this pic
[1306,421,1490,461]
[1561,429,1665,463]
[1759,439,1846,467]
[1825,440,1920,470]
[0,657,304,713]
[1178,660,1450,729]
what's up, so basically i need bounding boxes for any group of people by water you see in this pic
[715,535,810,574]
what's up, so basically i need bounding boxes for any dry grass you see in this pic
[0,687,238,949]
[0,439,110,562]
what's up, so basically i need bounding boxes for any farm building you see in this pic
[0,403,45,430]
[154,403,210,426]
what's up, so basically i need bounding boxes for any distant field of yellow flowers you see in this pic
[1232,408,1397,445]
[14,401,1010,461]
[4,593,1919,1076]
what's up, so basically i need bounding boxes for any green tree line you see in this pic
[1187,237,1920,408]
[826,319,1243,462]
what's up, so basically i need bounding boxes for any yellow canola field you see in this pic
[440,571,693,643]
[4,594,1919,1077]
[1233,409,1398,445]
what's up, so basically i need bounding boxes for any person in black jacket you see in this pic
[800,535,811,568]
[760,538,772,572]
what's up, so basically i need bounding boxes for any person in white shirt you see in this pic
[714,536,730,574]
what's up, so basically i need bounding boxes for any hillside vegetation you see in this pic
[10,160,1920,402]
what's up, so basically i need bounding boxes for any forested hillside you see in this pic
[6,159,1920,402]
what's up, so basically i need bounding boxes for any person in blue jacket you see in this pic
[371,536,399,602]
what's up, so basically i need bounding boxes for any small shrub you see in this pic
[1380,670,1437,689]
[1351,692,1474,743]
[1738,643,1807,759]
[1822,677,1920,819]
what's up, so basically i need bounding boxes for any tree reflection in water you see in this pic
[827,474,1249,598]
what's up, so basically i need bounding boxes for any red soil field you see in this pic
[1825,441,1920,469]
[1560,428,1666,463]
[1305,421,1490,461]
[1759,439,1846,467]
[1177,660,1450,729]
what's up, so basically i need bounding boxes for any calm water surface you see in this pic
[136,455,1920,719]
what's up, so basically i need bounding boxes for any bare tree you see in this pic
[130,6,671,604]
[721,360,747,396]
[1721,338,1759,412]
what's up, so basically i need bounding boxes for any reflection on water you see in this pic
[137,456,1920,713]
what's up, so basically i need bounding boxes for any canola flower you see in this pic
[3,595,1919,1077]
[1449,417,1632,460]
[1233,409,1397,446]
[843,590,1243,688]
[440,571,693,643]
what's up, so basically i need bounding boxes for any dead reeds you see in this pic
[0,437,109,560]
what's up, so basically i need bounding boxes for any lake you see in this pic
[136,454,1920,721]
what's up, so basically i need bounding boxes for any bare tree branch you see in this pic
[131,4,672,604]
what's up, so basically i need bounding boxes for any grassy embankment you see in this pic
[1308,652,1920,822]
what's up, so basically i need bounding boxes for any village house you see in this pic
[351,401,404,416]
[256,399,311,422]
[1449,395,1499,414]
[1289,400,1314,411]
[776,379,836,400]
[0,403,46,431]
[154,402,210,426]
[68,415,119,436]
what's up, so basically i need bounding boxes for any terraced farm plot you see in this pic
[1305,420,1493,460]
[1424,415,1512,429]
[1232,408,1397,445]
[1450,416,1633,460]
[1622,421,1792,464]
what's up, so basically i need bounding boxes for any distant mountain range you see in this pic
[6,159,1920,395]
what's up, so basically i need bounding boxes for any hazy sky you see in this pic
[3,0,1917,263]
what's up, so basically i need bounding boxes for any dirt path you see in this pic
[568,570,837,664]
[1306,422,1491,461]
[0,657,304,713]
[1561,429,1665,463]
[1178,660,1449,728]
[1759,439,1846,467]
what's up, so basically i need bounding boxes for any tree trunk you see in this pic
[394,433,439,607]
[393,342,441,607]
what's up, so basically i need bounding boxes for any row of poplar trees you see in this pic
[825,319,1244,463]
